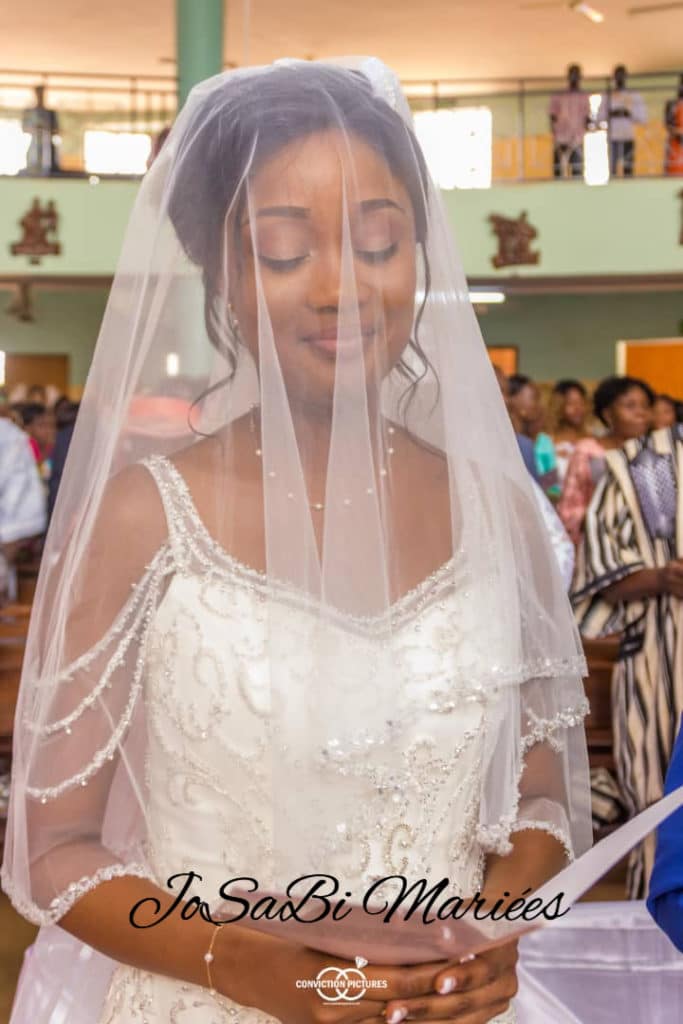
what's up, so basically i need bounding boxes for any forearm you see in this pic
[483,828,568,903]
[58,873,243,996]
[602,567,662,605]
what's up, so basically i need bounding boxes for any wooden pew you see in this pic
[0,604,31,859]
[582,636,620,775]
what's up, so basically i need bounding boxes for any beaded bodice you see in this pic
[95,451,532,1022]
[141,454,503,907]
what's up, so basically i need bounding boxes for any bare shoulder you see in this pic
[103,462,165,530]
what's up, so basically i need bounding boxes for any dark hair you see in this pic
[553,378,587,398]
[55,400,80,429]
[16,402,47,428]
[507,374,534,398]
[654,393,676,408]
[168,64,434,421]
[593,375,655,425]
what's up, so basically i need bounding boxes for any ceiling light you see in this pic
[469,290,506,304]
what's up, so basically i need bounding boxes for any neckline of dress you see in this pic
[154,454,460,622]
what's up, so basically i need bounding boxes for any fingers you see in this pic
[365,960,449,1002]
[381,971,518,1023]
[431,942,518,997]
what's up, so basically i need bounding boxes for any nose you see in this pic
[306,243,371,314]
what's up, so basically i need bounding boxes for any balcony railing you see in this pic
[1,67,681,183]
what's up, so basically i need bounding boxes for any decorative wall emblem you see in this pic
[10,198,61,265]
[489,211,539,269]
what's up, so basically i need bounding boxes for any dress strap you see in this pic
[140,455,197,571]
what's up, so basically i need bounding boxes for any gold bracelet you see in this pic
[203,924,224,996]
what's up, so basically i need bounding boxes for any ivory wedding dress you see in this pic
[90,454,574,1022]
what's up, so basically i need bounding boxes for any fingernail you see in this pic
[387,1008,408,1023]
[437,976,456,994]
[459,953,476,964]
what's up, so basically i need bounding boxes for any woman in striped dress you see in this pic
[572,425,683,897]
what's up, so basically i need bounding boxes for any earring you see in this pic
[226,302,243,345]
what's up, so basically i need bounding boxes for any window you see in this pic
[413,107,492,190]
[0,119,30,175]
[83,130,152,175]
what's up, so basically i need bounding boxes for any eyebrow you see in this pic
[254,206,309,219]
[250,198,406,221]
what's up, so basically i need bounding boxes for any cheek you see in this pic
[235,265,306,354]
[373,255,417,335]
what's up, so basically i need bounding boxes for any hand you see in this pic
[660,560,683,599]
[381,940,519,1024]
[215,926,454,1024]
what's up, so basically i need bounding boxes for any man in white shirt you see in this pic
[549,64,592,178]
[0,416,47,601]
[598,65,647,177]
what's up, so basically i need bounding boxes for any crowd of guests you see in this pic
[549,64,683,177]
[496,364,683,900]
[0,384,79,601]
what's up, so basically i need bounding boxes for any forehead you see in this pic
[247,130,411,210]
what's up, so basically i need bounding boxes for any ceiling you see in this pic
[3,0,683,83]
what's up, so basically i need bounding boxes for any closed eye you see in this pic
[259,254,309,272]
[355,242,398,264]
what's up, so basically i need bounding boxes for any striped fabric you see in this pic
[572,427,683,898]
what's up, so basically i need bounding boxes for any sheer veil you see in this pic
[2,56,590,979]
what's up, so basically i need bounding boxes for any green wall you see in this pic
[444,179,683,277]
[480,290,683,380]
[2,287,678,391]
[0,175,681,389]
[1,176,682,278]
[0,288,107,388]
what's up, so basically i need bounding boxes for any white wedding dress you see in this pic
[94,454,557,1023]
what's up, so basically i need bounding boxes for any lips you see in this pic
[302,324,376,357]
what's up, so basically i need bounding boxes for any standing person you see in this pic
[652,394,678,430]
[47,400,79,521]
[493,364,538,481]
[549,379,589,488]
[508,374,559,496]
[665,73,683,176]
[495,365,574,585]
[17,402,55,477]
[558,375,654,546]
[1,59,591,1024]
[597,66,647,178]
[573,426,683,898]
[21,85,60,176]
[0,416,47,602]
[549,64,592,178]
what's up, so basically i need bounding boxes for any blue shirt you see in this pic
[516,434,540,483]
[647,716,683,952]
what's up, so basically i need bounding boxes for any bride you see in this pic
[2,58,591,1024]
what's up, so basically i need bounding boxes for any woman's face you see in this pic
[606,386,652,439]
[228,130,418,410]
[652,397,677,430]
[561,387,587,429]
[512,383,541,427]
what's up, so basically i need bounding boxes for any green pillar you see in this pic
[176,0,224,110]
